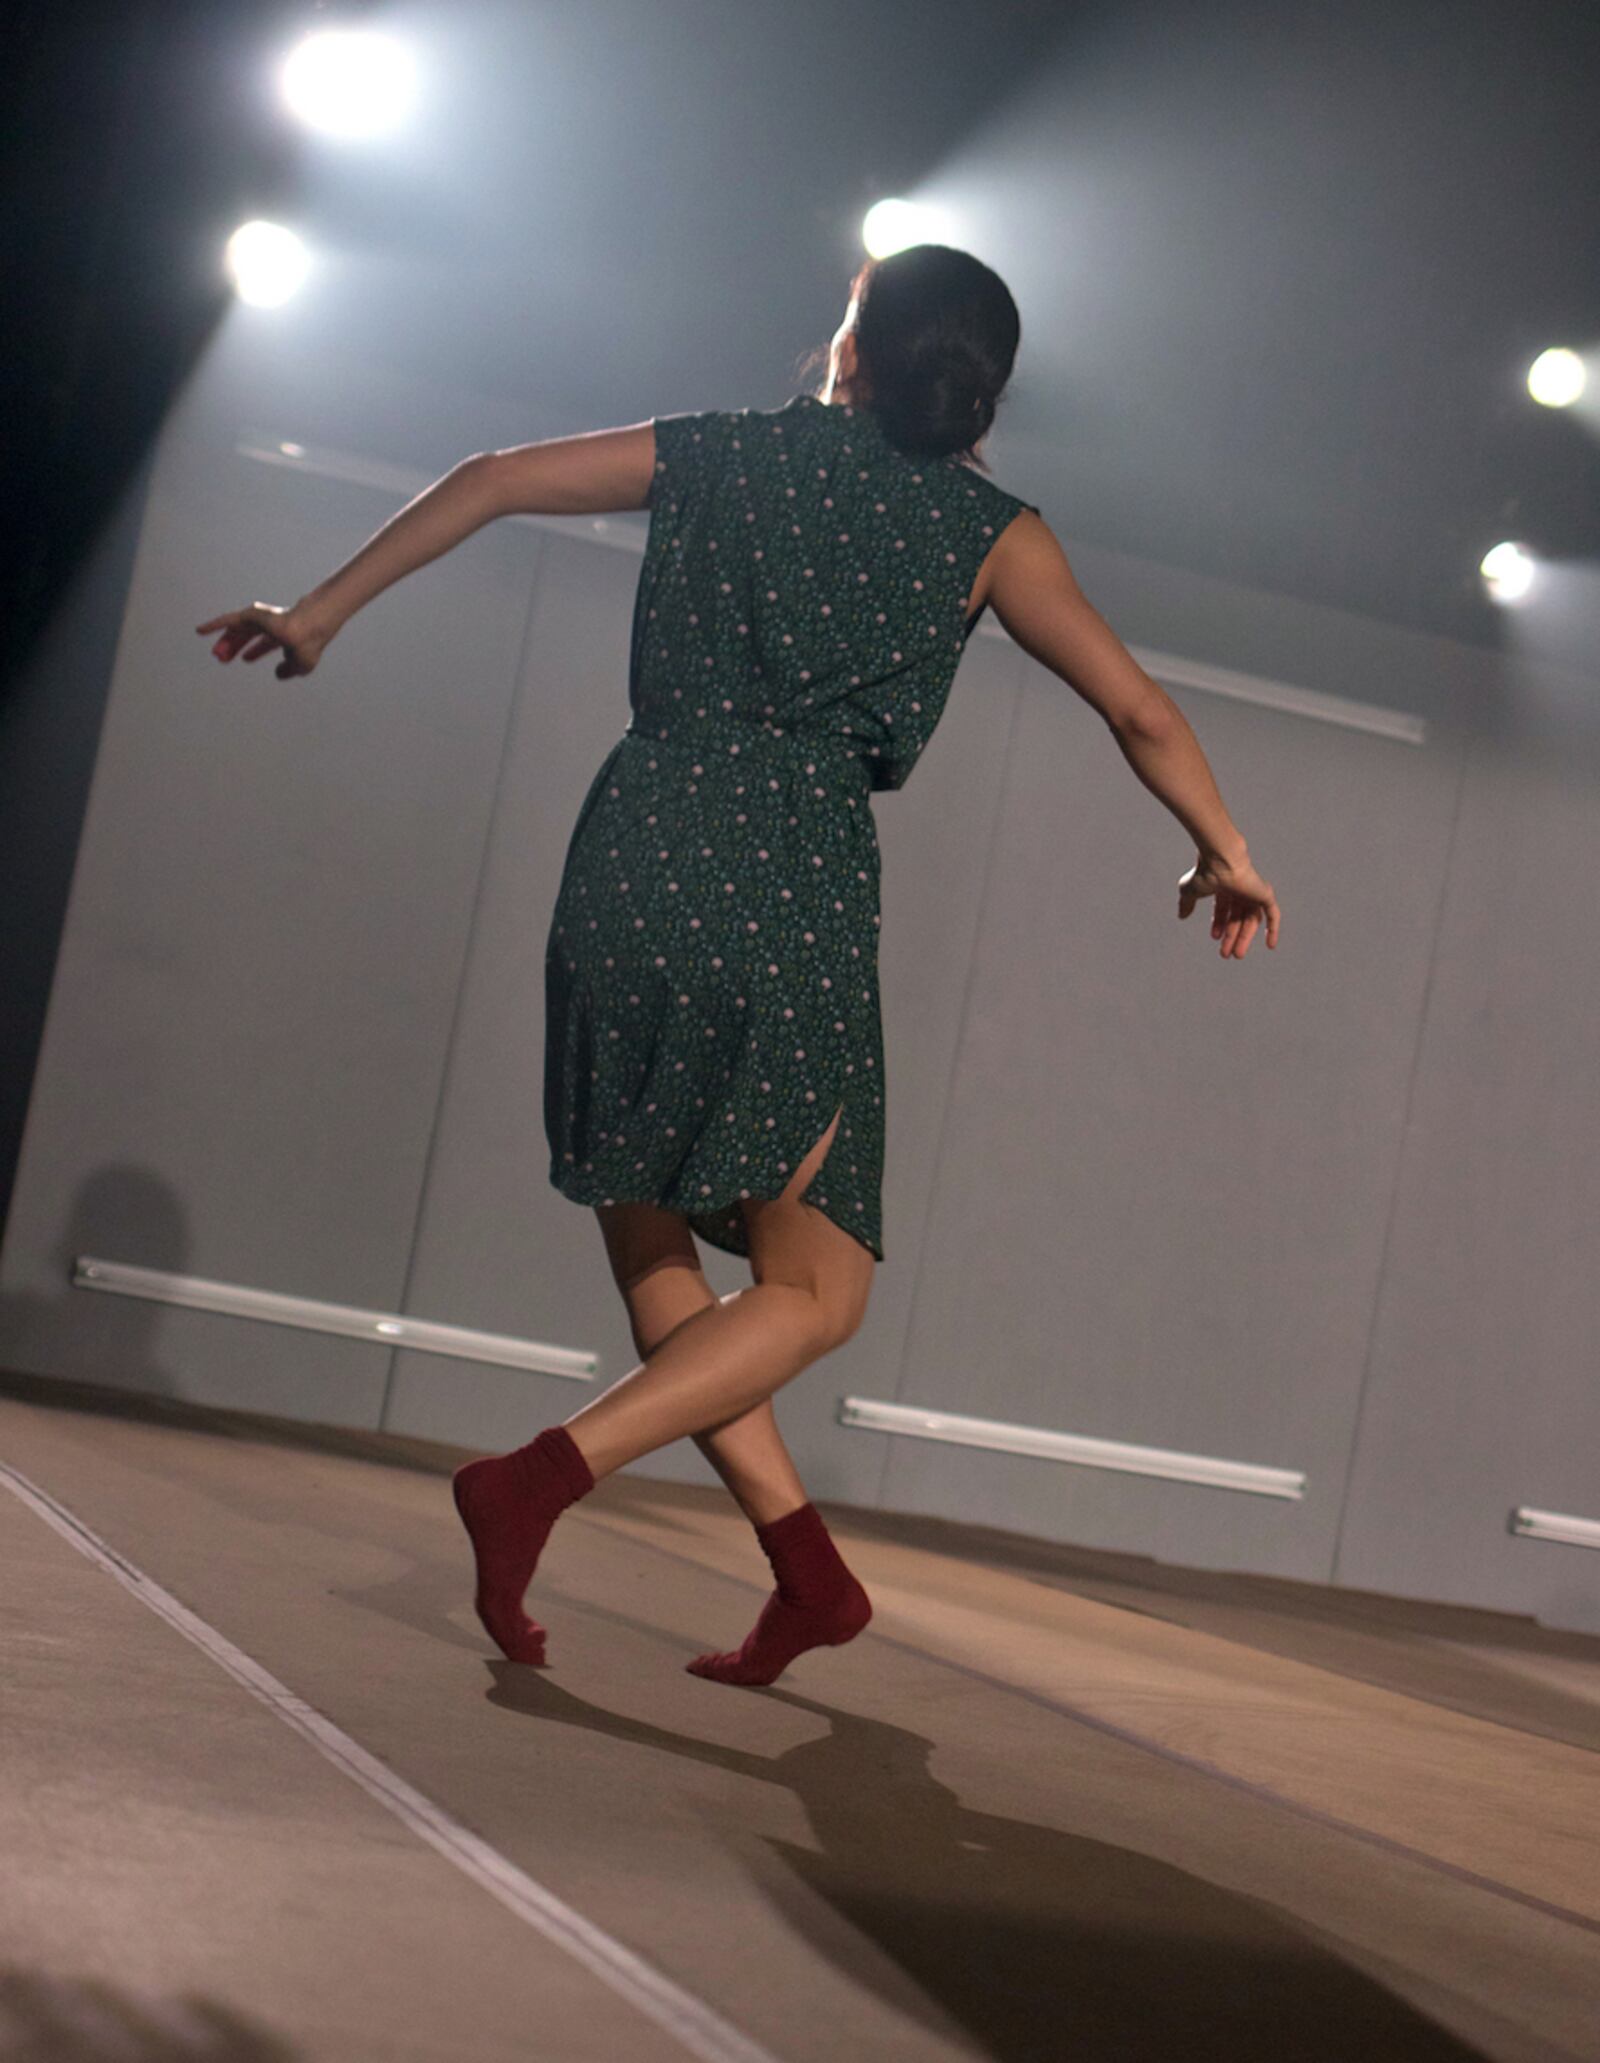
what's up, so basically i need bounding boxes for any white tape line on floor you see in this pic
[0,1456,783,2063]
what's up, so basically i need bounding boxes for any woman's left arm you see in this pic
[197,421,657,676]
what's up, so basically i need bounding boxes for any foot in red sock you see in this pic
[687,1501,872,1687]
[451,1424,594,1664]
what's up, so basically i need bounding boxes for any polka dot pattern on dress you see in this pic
[543,392,1040,1262]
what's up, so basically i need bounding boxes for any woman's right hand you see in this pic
[195,598,336,679]
[1177,848,1281,958]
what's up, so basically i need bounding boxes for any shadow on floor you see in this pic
[483,1663,1492,2063]
[0,1968,296,2060]
[624,1479,1600,1759]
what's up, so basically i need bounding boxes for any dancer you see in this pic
[197,244,1280,1685]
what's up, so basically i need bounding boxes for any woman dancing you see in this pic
[197,244,1280,1687]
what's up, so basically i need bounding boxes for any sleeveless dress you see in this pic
[543,391,1040,1262]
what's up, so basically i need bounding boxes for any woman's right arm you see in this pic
[984,513,1280,956]
[196,424,660,678]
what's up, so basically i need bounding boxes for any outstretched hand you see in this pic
[1178,850,1281,958]
[195,600,334,680]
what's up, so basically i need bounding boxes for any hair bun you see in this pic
[843,245,1020,466]
[874,358,997,459]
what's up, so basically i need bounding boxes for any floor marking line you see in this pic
[0,1458,784,2063]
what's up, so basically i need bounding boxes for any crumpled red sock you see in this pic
[687,1500,872,1687]
[452,1424,594,1664]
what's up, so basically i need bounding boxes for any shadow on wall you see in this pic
[0,1164,187,1398]
[482,1664,1496,2063]
[0,1967,296,2059]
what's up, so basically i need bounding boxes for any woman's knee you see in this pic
[748,1235,872,1354]
[816,1270,871,1350]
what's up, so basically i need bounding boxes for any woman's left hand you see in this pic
[195,599,335,679]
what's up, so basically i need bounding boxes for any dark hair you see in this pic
[805,244,1022,471]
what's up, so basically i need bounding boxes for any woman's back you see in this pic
[543,392,1035,1262]
[630,392,1039,791]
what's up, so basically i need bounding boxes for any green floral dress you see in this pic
[544,391,1040,1262]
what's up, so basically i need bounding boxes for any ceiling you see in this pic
[279,0,1600,657]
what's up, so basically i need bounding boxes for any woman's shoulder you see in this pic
[942,453,1041,526]
[652,393,1039,524]
[650,394,806,462]
[655,393,810,428]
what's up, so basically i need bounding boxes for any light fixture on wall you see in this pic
[72,1257,598,1382]
[837,1395,1305,1500]
[1509,1506,1600,1550]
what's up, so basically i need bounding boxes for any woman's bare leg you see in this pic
[593,1204,811,1525]
[452,1121,871,1671]
[586,1131,875,1685]
[692,1398,810,1528]
[564,1106,872,1481]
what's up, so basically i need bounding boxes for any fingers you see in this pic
[199,613,258,662]
[211,630,275,662]
[196,613,303,669]
[196,605,284,664]
[1237,889,1281,954]
[1224,903,1255,956]
[1212,889,1248,958]
[1188,871,1282,958]
[1224,905,1274,957]
[195,607,264,640]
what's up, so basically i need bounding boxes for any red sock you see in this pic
[687,1501,872,1687]
[451,1424,594,1664]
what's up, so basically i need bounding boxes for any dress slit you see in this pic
[794,1099,847,1214]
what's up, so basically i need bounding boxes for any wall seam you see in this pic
[377,534,549,1431]
[1326,722,1474,1582]
[872,655,1028,1512]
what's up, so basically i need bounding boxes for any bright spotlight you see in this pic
[224,220,310,307]
[861,198,943,260]
[279,28,417,139]
[1480,540,1536,604]
[1526,347,1587,409]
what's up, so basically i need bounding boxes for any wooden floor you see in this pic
[2,1365,1597,2063]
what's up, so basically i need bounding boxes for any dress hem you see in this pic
[548,1168,884,1266]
